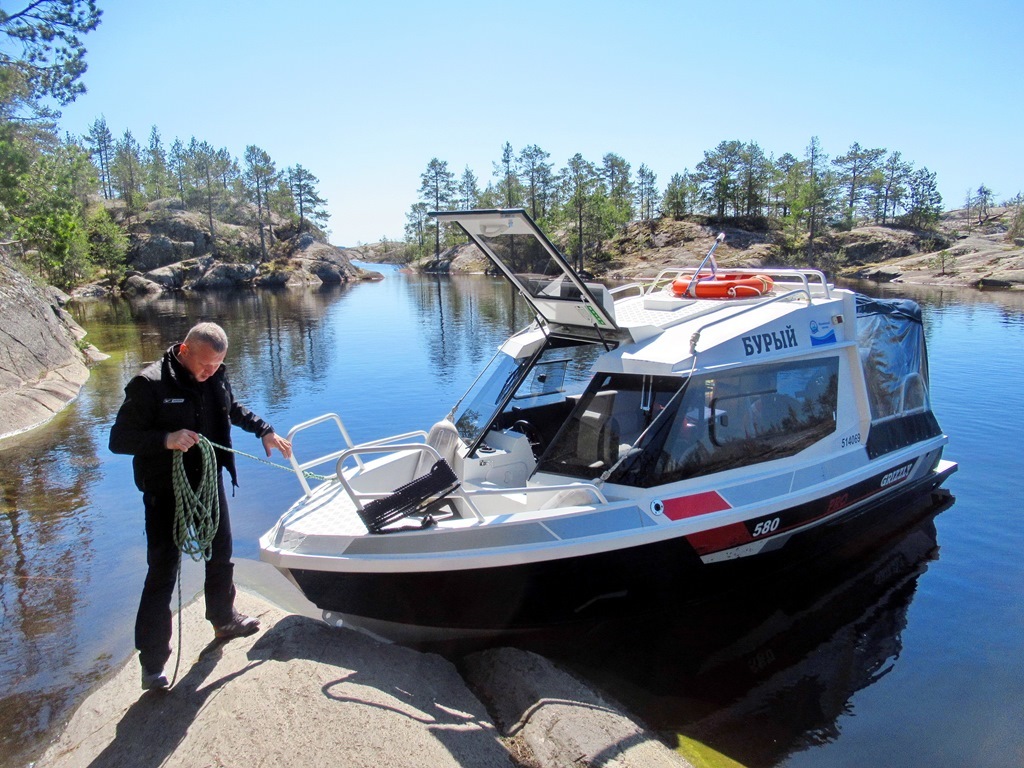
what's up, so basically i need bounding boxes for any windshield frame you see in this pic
[449,332,608,458]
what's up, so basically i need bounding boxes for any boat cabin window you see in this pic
[537,357,839,486]
[537,374,687,477]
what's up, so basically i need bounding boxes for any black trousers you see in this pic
[135,475,235,673]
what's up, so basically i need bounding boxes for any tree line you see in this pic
[408,138,965,269]
[3,2,1020,291]
[85,116,329,257]
[1,1,329,290]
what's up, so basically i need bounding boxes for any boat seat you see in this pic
[414,419,463,476]
[577,391,619,468]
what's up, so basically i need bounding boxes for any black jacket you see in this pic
[109,344,274,493]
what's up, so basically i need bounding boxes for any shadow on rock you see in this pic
[244,614,510,767]
[85,643,265,768]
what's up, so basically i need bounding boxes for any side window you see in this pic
[607,357,839,488]
[538,374,685,478]
[708,358,838,467]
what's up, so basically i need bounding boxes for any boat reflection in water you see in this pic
[552,492,954,767]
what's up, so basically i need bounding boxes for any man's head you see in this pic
[178,322,228,382]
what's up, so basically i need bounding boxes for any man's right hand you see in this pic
[165,429,200,452]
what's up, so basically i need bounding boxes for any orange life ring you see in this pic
[670,273,774,299]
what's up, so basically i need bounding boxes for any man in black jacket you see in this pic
[109,322,291,691]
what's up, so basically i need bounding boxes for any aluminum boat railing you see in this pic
[285,412,608,527]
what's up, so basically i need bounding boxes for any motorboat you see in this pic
[259,209,956,640]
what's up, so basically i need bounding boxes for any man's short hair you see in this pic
[184,322,229,353]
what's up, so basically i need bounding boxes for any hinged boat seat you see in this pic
[357,459,460,534]
[414,419,463,476]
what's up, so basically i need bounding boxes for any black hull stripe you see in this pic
[287,465,953,633]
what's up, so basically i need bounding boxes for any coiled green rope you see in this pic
[171,435,221,562]
[165,435,221,689]
[163,433,329,688]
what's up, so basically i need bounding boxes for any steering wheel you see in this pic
[510,420,546,455]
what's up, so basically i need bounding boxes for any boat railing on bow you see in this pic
[285,412,429,497]
[284,411,610,530]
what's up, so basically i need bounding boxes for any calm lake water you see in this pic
[1,266,1022,767]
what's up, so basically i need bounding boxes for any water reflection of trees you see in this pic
[73,287,352,411]
[0,402,101,765]
[0,286,356,767]
[406,274,526,387]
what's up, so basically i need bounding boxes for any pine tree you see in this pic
[418,158,455,257]
[737,141,769,218]
[146,125,168,200]
[772,153,800,219]
[975,184,994,223]
[0,0,102,111]
[243,145,277,260]
[904,167,942,229]
[517,144,553,220]
[634,164,658,221]
[405,202,429,256]
[801,136,834,262]
[560,153,599,271]
[601,152,633,226]
[168,138,187,204]
[189,138,217,243]
[695,141,743,217]
[288,164,328,232]
[85,116,114,199]
[833,142,886,227]
[458,166,479,210]
[877,152,912,224]
[492,142,521,208]
[111,129,143,216]
[662,171,695,219]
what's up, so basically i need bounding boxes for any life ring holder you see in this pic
[670,273,774,299]
[668,232,773,299]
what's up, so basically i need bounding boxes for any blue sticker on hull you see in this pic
[810,319,837,346]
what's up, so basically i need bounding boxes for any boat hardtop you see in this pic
[259,208,955,637]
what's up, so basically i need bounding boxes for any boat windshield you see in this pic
[451,352,528,443]
[450,338,603,449]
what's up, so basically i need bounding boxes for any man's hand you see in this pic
[262,432,293,459]
[165,429,200,452]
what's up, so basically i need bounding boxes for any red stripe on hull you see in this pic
[662,491,731,520]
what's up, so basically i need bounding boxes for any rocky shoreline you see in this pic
[3,205,1020,444]
[0,250,107,441]
[0,201,379,443]
[421,206,1024,291]
[35,564,692,768]
[73,202,381,299]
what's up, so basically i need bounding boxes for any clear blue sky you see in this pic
[55,0,1023,246]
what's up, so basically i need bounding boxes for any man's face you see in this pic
[179,341,226,382]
